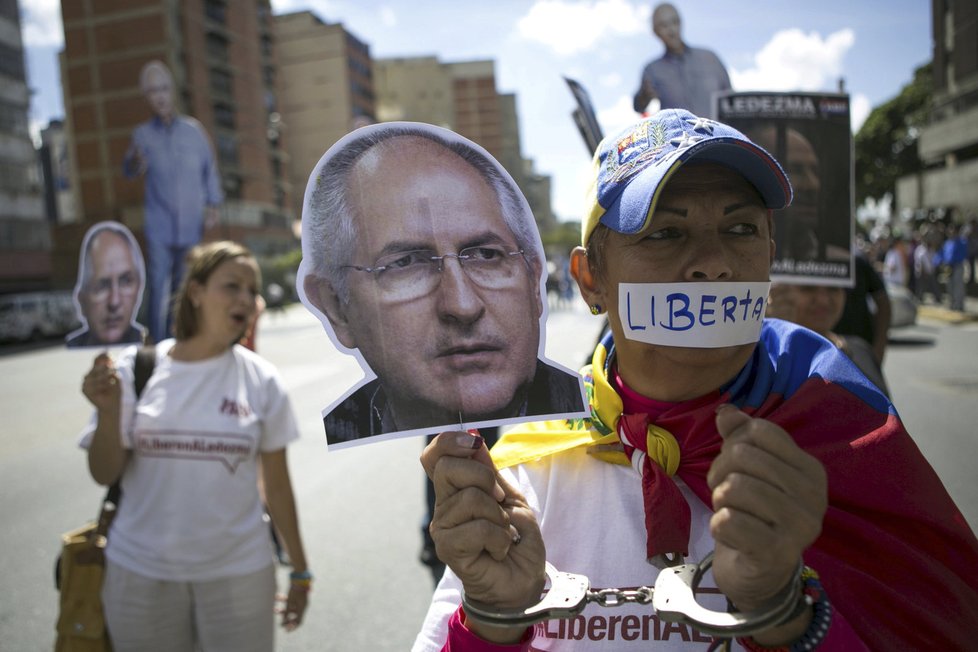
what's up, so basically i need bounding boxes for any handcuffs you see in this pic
[462,552,804,637]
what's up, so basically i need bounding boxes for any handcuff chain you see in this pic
[462,553,805,637]
[586,586,655,608]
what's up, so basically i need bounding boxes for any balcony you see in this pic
[918,102,978,163]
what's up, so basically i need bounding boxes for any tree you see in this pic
[854,63,932,208]
[540,221,582,257]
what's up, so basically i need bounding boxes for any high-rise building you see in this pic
[374,55,555,230]
[0,0,48,292]
[39,119,77,225]
[56,0,295,285]
[273,11,374,220]
[897,0,978,218]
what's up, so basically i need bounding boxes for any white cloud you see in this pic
[517,0,648,56]
[379,6,397,28]
[20,0,63,48]
[599,72,622,88]
[850,93,870,133]
[554,162,594,221]
[730,28,855,92]
[270,0,339,19]
[596,94,639,137]
[29,117,44,148]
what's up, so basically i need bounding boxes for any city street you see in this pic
[1,299,975,651]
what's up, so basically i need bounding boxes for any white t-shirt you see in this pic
[413,445,744,651]
[883,248,907,286]
[79,341,300,581]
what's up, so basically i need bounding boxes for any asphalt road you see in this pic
[1,299,975,651]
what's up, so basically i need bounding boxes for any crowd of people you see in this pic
[76,120,978,652]
[864,216,978,312]
[414,110,978,651]
[70,7,978,648]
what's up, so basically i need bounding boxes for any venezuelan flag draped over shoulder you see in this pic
[491,320,978,649]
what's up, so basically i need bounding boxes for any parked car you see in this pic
[0,291,80,343]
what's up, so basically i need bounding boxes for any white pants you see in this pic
[102,560,276,652]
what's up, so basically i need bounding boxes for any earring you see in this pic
[590,304,602,315]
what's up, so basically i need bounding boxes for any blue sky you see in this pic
[21,0,932,222]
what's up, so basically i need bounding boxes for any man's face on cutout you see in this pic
[81,231,140,344]
[751,127,820,260]
[652,4,683,54]
[142,68,174,121]
[314,138,543,430]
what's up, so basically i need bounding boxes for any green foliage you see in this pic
[257,248,302,302]
[854,64,933,207]
[540,221,582,257]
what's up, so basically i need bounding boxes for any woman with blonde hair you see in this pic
[81,240,310,651]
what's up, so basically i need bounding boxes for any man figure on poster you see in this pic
[123,60,223,343]
[299,123,587,447]
[633,3,731,118]
[747,125,823,262]
[66,222,146,348]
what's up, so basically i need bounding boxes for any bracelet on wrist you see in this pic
[736,566,832,652]
[289,569,313,590]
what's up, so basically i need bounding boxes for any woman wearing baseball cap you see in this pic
[416,110,978,651]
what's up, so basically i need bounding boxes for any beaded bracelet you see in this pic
[289,570,314,592]
[735,566,831,652]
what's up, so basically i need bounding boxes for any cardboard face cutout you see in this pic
[66,221,147,348]
[297,122,588,449]
[716,92,854,288]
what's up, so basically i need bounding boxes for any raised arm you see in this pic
[707,405,828,647]
[82,353,129,485]
[421,431,546,645]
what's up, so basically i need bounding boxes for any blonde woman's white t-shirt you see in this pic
[79,341,300,581]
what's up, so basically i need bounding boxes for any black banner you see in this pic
[717,92,854,286]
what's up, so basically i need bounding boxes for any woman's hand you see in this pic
[706,405,826,639]
[83,353,129,485]
[82,353,122,413]
[277,583,308,632]
[421,431,546,643]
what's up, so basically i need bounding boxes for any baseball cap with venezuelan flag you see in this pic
[581,109,793,246]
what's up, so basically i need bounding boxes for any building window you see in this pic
[204,0,227,25]
[216,132,239,167]
[0,162,32,193]
[0,0,20,22]
[213,102,235,129]
[0,100,28,135]
[223,173,242,200]
[209,68,233,96]
[0,43,26,81]
[206,33,230,62]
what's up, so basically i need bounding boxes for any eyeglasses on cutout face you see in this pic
[89,272,138,301]
[342,244,528,302]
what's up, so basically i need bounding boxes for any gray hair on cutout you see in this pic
[303,123,543,301]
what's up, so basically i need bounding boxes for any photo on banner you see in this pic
[66,221,147,348]
[297,122,588,449]
[716,92,854,287]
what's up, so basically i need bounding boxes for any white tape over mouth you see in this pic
[618,281,771,348]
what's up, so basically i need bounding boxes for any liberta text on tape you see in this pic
[618,282,771,348]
